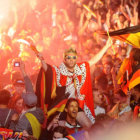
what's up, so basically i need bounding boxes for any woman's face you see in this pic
[15,98,23,114]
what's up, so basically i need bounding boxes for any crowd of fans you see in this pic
[0,0,140,86]
[0,0,140,140]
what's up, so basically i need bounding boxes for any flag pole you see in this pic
[106,26,116,54]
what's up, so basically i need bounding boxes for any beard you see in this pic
[67,111,78,120]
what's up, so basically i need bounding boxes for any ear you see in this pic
[65,108,68,112]
[63,59,66,63]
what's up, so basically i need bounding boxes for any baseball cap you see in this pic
[22,93,37,107]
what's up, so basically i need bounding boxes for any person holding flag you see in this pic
[30,38,112,127]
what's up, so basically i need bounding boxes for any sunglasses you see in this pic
[65,56,77,60]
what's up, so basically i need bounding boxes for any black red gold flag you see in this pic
[102,25,140,48]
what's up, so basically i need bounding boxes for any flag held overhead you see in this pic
[102,25,140,48]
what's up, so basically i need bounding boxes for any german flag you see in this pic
[116,60,140,93]
[103,25,140,48]
[36,64,57,115]
[133,105,140,121]
[36,64,68,118]
[117,58,132,84]
[116,57,133,94]
[47,97,68,118]
[129,69,140,90]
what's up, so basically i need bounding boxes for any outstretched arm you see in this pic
[37,53,48,72]
[88,38,112,67]
[21,38,48,72]
[20,61,34,93]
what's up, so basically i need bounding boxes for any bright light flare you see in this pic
[0,0,12,21]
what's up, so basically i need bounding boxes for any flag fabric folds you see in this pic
[117,58,133,93]
[102,25,140,93]
[36,64,67,118]
[103,25,140,48]
[117,57,140,94]
[129,69,140,90]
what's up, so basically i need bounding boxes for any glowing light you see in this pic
[0,0,12,20]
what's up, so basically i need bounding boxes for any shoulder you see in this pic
[28,107,44,116]
[28,107,44,123]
